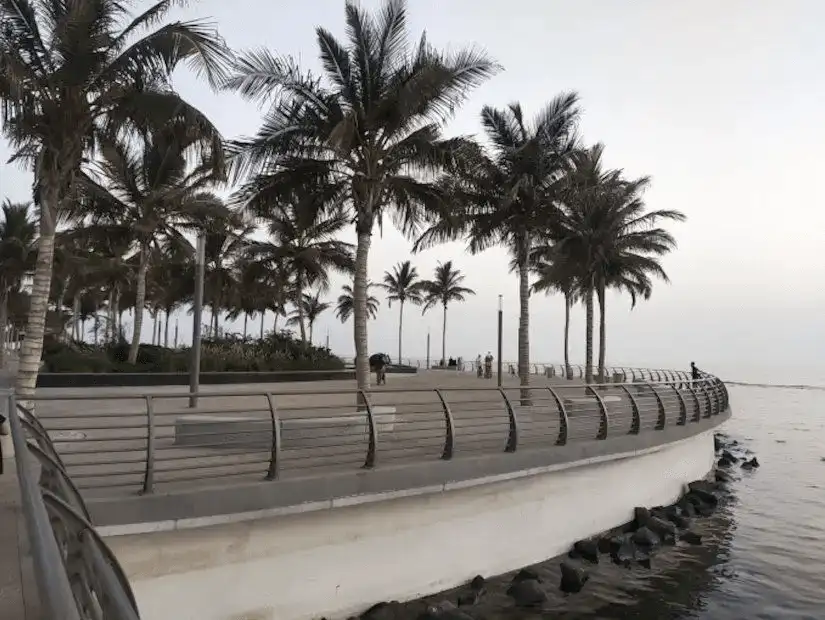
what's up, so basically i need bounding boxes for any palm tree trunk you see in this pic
[212,305,219,339]
[597,281,606,383]
[295,277,307,344]
[309,320,314,344]
[243,314,248,339]
[106,289,114,342]
[164,309,170,348]
[563,292,571,379]
[518,238,531,403]
[260,312,265,339]
[128,248,149,364]
[15,217,57,404]
[0,292,8,368]
[441,303,447,366]
[353,230,372,392]
[397,300,404,364]
[72,295,81,341]
[584,285,594,384]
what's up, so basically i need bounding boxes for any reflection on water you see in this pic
[394,385,825,619]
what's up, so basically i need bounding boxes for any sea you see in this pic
[397,363,825,620]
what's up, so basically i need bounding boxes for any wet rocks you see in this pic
[631,526,661,548]
[715,469,734,483]
[681,531,702,546]
[361,601,404,620]
[559,560,589,593]
[506,574,547,607]
[418,601,475,620]
[456,576,485,607]
[568,539,600,564]
[741,457,760,469]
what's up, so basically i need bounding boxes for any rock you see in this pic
[715,469,734,483]
[677,497,697,517]
[419,601,475,620]
[610,535,635,567]
[569,539,599,564]
[682,531,702,545]
[559,560,589,593]
[718,456,734,468]
[714,435,724,451]
[634,506,651,528]
[506,578,547,607]
[632,526,661,548]
[742,457,760,469]
[687,487,719,507]
[362,601,403,620]
[647,516,678,544]
[597,535,614,554]
[456,576,486,607]
[511,568,541,584]
[722,450,738,462]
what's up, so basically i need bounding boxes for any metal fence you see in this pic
[24,372,728,498]
[3,390,140,620]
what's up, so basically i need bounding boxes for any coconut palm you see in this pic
[420,261,474,366]
[552,148,685,382]
[0,201,37,366]
[0,0,230,396]
[336,283,380,324]
[288,292,330,344]
[379,261,423,365]
[416,96,580,393]
[245,206,354,344]
[225,0,497,389]
[74,132,226,363]
[530,255,579,379]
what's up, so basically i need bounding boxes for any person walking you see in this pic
[484,352,493,379]
[691,361,701,380]
[476,354,483,378]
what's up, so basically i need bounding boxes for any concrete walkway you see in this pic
[0,460,33,620]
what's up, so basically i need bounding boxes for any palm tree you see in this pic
[336,283,380,324]
[420,261,474,366]
[225,0,497,390]
[552,147,685,382]
[0,0,230,397]
[288,292,330,344]
[530,256,579,379]
[0,201,37,367]
[75,133,226,363]
[246,206,354,344]
[416,97,580,393]
[379,261,423,365]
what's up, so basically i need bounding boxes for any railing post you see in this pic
[619,385,641,434]
[545,387,568,446]
[708,381,721,415]
[696,381,713,418]
[498,388,518,453]
[647,383,666,429]
[434,389,455,460]
[360,390,377,468]
[265,393,281,480]
[686,382,702,422]
[670,384,688,425]
[141,396,155,495]
[586,385,609,440]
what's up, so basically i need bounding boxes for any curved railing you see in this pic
[2,390,140,620]
[23,369,729,499]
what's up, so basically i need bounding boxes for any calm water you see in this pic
[398,382,825,619]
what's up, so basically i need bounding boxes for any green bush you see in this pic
[41,332,345,373]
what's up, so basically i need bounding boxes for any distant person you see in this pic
[476,354,483,377]
[484,352,493,379]
[370,353,391,385]
[691,362,701,380]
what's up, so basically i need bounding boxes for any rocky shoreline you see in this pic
[344,432,758,620]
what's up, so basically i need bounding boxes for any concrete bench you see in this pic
[174,407,397,449]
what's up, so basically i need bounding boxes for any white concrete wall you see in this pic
[108,430,716,620]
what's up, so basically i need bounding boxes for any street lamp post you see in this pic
[497,295,503,387]
[426,331,431,370]
[189,233,206,408]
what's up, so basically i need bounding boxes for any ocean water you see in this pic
[396,380,825,619]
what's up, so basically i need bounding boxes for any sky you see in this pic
[1,0,824,374]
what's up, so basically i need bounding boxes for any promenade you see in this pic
[27,370,689,499]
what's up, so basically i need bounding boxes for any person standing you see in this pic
[691,361,701,380]
[484,351,493,379]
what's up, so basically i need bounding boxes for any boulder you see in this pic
[362,601,403,620]
[742,457,760,469]
[682,531,702,546]
[418,601,475,620]
[634,506,652,528]
[722,450,738,462]
[511,568,541,584]
[632,526,661,548]
[646,516,678,544]
[715,469,734,484]
[718,456,734,468]
[686,487,719,507]
[559,560,589,594]
[714,434,724,451]
[569,539,600,564]
[456,576,486,607]
[506,578,547,607]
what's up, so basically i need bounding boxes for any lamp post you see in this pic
[189,233,205,408]
[497,295,503,387]
[426,331,431,370]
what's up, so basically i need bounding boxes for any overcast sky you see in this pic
[1,0,823,376]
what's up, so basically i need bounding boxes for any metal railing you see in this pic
[23,371,728,498]
[3,389,140,620]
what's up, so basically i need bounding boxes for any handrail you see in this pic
[4,390,141,620]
